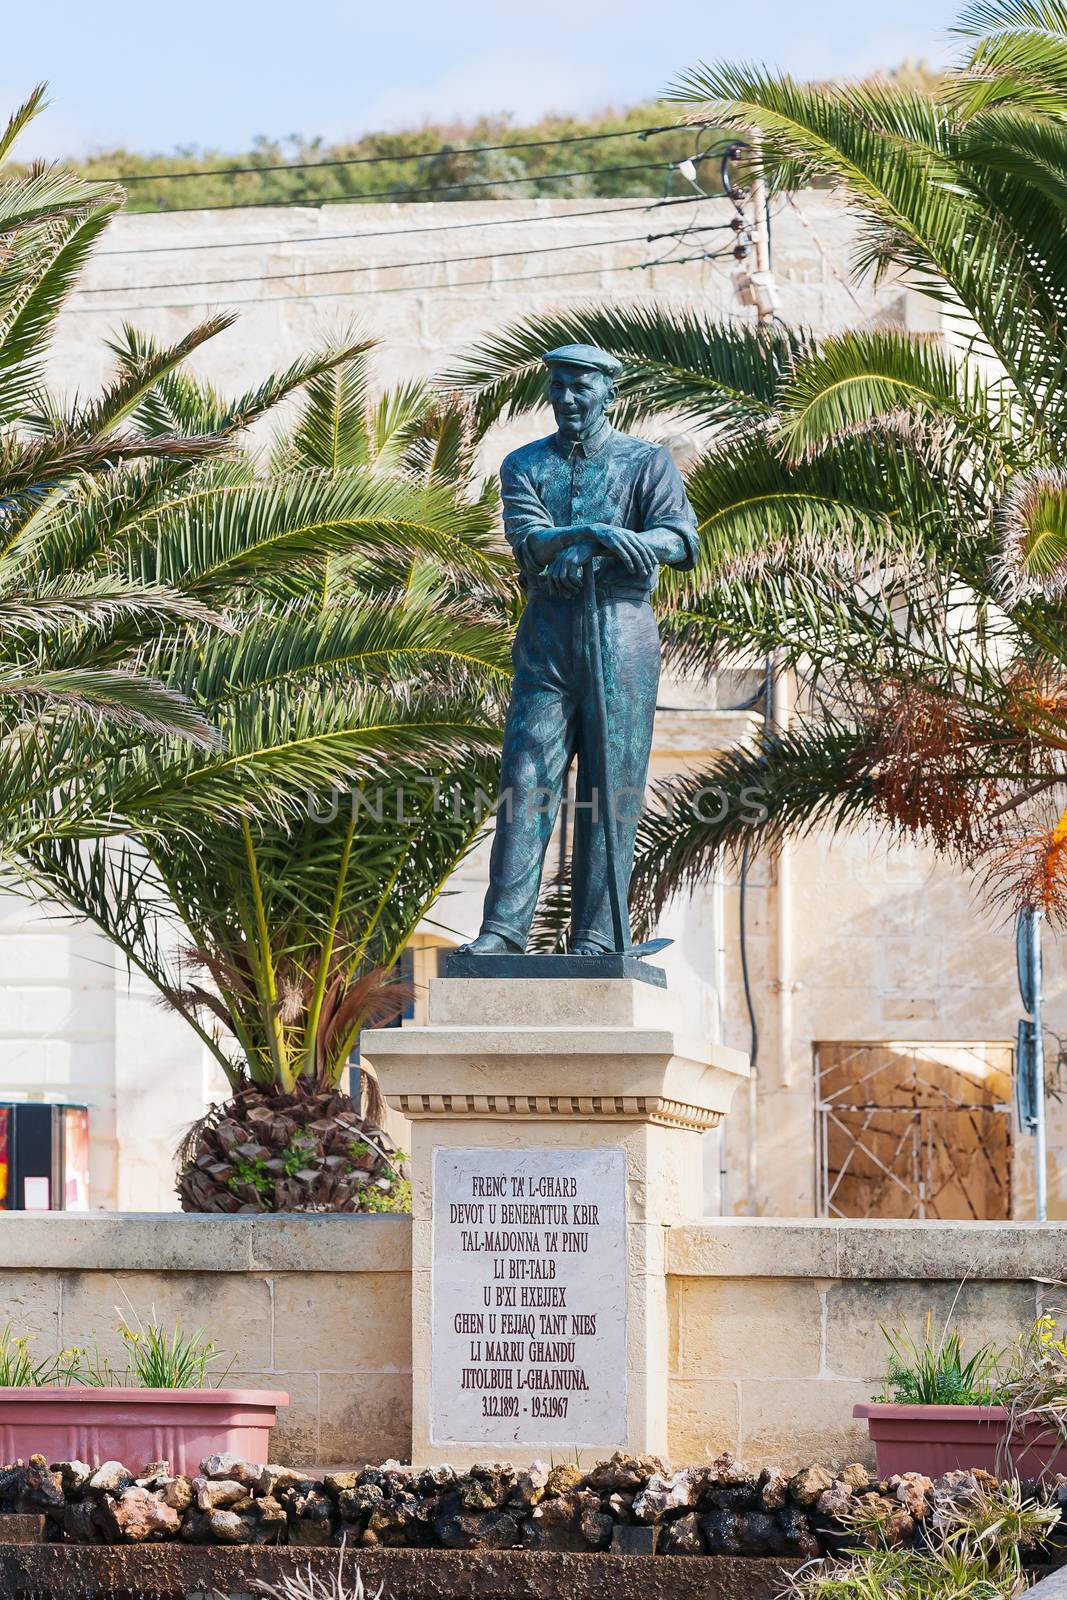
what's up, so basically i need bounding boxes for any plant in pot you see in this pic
[16,342,511,1212]
[855,1312,1067,1478]
[0,1312,286,1473]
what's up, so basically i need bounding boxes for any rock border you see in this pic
[2,1450,1063,1557]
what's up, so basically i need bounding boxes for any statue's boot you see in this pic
[457,932,524,955]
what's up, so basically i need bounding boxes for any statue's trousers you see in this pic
[479,591,661,951]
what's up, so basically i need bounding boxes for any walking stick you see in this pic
[583,556,628,953]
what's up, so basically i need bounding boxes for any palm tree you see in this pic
[0,88,397,857]
[446,0,1067,935]
[19,342,512,1213]
[0,86,238,833]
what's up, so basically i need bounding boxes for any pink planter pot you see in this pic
[855,1403,1067,1479]
[0,1387,288,1475]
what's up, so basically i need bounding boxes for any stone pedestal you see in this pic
[361,977,747,1467]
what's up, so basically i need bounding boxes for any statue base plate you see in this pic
[445,951,667,987]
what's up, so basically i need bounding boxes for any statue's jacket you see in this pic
[499,421,700,599]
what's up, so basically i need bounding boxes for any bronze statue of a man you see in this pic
[463,343,698,957]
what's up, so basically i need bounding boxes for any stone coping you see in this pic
[2,1213,1065,1281]
[0,1212,411,1272]
[669,1218,1067,1280]
[0,1545,803,1600]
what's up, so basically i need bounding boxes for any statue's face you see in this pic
[548,365,614,440]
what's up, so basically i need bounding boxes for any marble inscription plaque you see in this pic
[431,1146,627,1447]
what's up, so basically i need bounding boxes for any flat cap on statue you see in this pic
[542,343,623,377]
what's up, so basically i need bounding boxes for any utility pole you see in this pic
[749,151,777,325]
[730,136,778,323]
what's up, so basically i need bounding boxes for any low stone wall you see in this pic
[4,1215,1067,1469]
[668,1219,1067,1467]
[0,1214,411,1466]
[0,1545,801,1600]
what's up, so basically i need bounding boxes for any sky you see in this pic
[4,0,964,161]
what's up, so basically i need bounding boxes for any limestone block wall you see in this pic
[1,1214,1065,1471]
[0,1214,412,1467]
[668,1218,1067,1469]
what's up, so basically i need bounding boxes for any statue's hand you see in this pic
[545,537,595,596]
[591,524,657,578]
[545,548,585,596]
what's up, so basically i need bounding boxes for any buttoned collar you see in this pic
[553,418,614,460]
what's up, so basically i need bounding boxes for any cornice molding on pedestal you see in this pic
[383,1091,724,1132]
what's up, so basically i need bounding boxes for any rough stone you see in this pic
[778,1503,823,1558]
[459,1478,502,1511]
[585,1453,666,1495]
[21,1455,63,1511]
[1,1447,1022,1563]
[759,1467,790,1511]
[203,1509,248,1545]
[257,1465,308,1499]
[434,1505,521,1549]
[881,1508,917,1547]
[660,1512,705,1555]
[200,1454,262,1487]
[508,1464,548,1508]
[338,1483,385,1523]
[415,1466,459,1496]
[703,1474,759,1513]
[611,1522,658,1554]
[289,1487,338,1546]
[240,1494,287,1544]
[789,1465,834,1507]
[524,1495,588,1552]
[88,1462,135,1497]
[159,1477,195,1513]
[468,1463,515,1507]
[815,1482,857,1523]
[700,1509,744,1555]
[364,1495,422,1547]
[194,1477,247,1512]
[543,1465,583,1498]
[889,1472,934,1520]
[62,1499,103,1543]
[633,1470,698,1523]
[53,1460,92,1497]
[99,1486,181,1543]
[737,1511,785,1556]
[579,1506,613,1549]
[323,1472,362,1496]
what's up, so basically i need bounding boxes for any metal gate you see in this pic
[815,1041,1013,1220]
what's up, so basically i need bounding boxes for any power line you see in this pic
[123,159,683,218]
[97,195,711,260]
[74,221,740,300]
[98,123,684,185]
[66,249,722,316]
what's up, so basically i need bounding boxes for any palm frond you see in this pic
[629,722,880,934]
[443,302,806,434]
[775,329,992,460]
[287,351,375,472]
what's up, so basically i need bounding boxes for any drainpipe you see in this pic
[775,667,795,1089]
